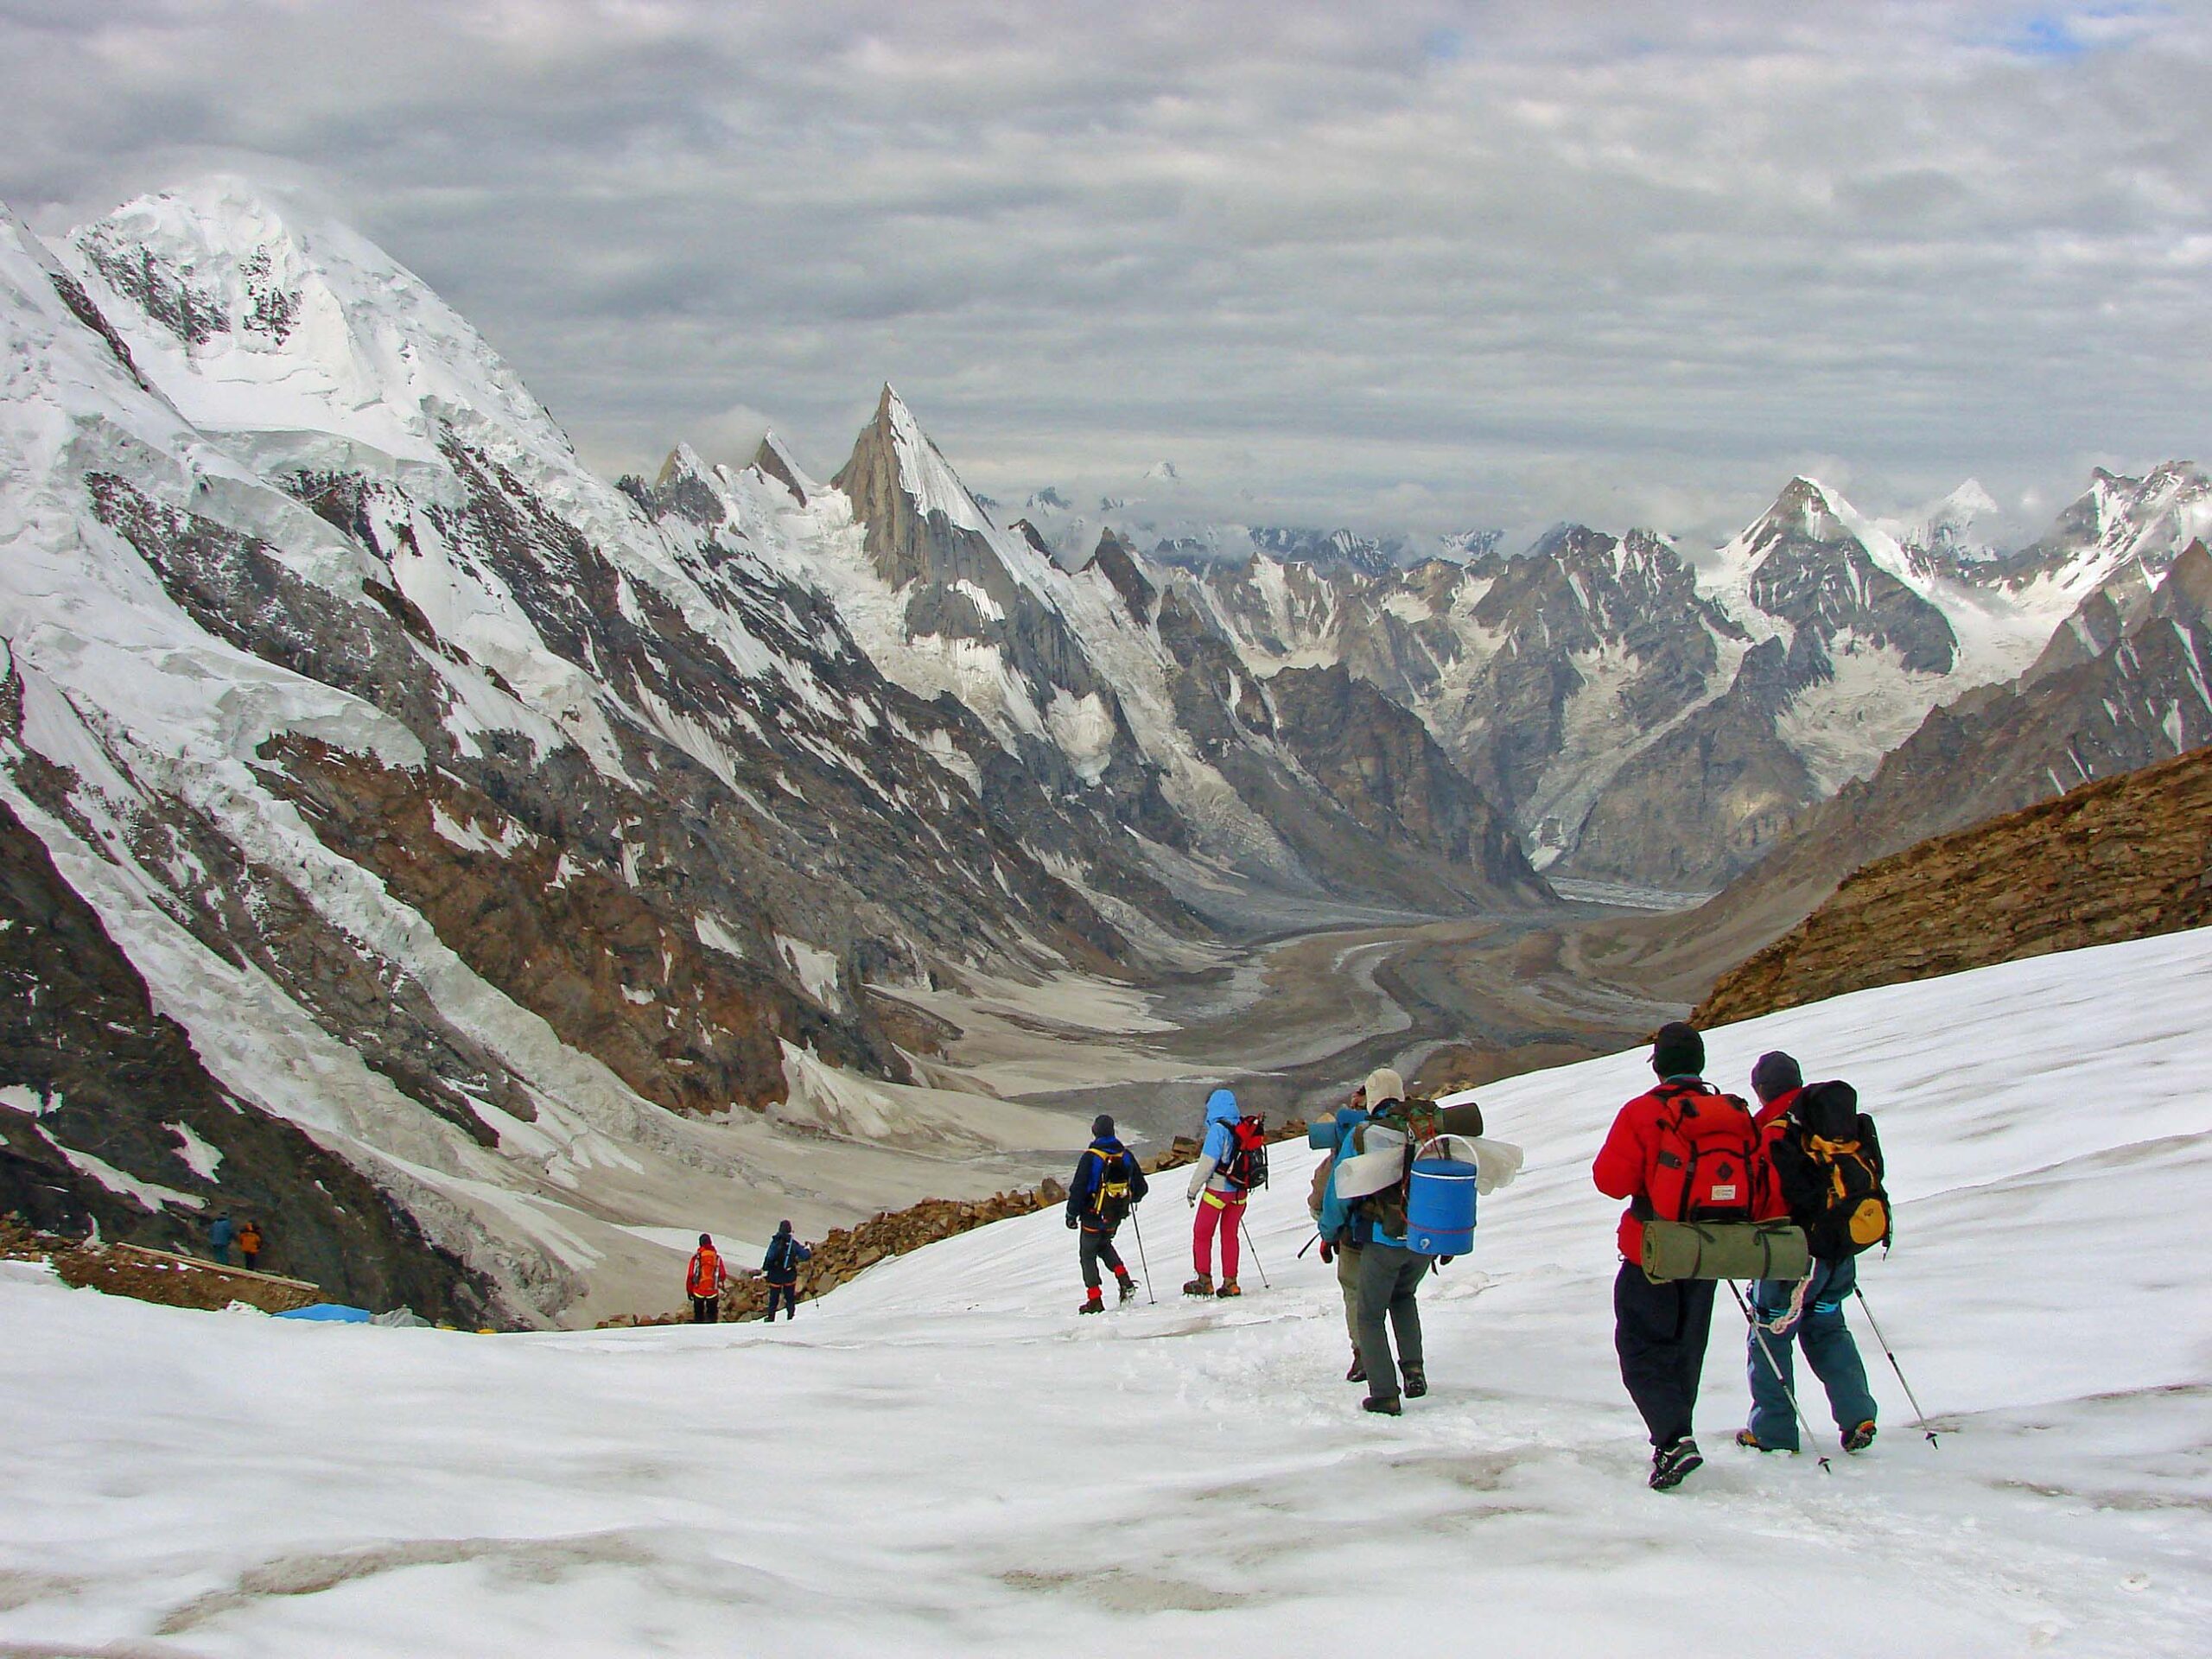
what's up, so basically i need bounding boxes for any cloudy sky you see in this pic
[3,1,2207,546]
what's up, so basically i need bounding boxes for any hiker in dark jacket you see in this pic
[1738,1055,1880,1455]
[763,1221,810,1321]
[1065,1114,1148,1313]
[1592,1022,1749,1490]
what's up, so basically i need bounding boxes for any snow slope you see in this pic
[2,928,2206,1655]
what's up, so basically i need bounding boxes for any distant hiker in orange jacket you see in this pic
[686,1234,727,1323]
[237,1220,264,1272]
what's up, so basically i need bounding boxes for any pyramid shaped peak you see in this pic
[656,442,711,488]
[752,430,814,504]
[836,382,993,537]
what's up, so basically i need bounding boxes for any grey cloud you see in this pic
[1,1,2206,544]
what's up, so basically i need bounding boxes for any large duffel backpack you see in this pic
[1636,1083,1808,1282]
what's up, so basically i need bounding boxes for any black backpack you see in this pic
[1785,1082,1891,1257]
[1221,1115,1269,1191]
[1086,1147,1136,1227]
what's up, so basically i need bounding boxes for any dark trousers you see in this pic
[690,1294,718,1324]
[766,1281,798,1319]
[242,1252,260,1272]
[1078,1226,1127,1290]
[1613,1260,1717,1448]
[1356,1242,1429,1403]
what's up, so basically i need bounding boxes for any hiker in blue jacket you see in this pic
[207,1213,236,1266]
[1309,1083,1376,1382]
[1065,1114,1148,1313]
[1329,1067,1432,1414]
[1184,1087,1251,1296]
[762,1221,810,1321]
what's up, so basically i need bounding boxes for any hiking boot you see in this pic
[1345,1351,1366,1384]
[1402,1364,1427,1399]
[1116,1274,1138,1305]
[1649,1437,1703,1491]
[1362,1395,1402,1416]
[1079,1289,1103,1315]
[1215,1279,1242,1299]
[1734,1428,1792,1454]
[1843,1421,1878,1453]
[1181,1274,1213,1298]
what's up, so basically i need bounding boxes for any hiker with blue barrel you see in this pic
[1325,1068,1485,1415]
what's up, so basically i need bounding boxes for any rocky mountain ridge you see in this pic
[1694,743,2212,1027]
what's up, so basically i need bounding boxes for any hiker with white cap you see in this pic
[1328,1066,1436,1415]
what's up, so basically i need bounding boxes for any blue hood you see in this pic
[1204,1088,1239,1127]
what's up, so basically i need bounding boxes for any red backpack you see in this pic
[1644,1084,1766,1223]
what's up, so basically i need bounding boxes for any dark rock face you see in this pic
[1265,664,1542,899]
[1566,639,1819,889]
[0,797,493,1324]
[1078,528,1155,626]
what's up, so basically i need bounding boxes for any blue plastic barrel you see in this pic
[1405,1156,1478,1255]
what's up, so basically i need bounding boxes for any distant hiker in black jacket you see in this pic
[1066,1115,1148,1313]
[762,1221,810,1321]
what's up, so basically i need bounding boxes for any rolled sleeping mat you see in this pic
[1331,1123,1407,1202]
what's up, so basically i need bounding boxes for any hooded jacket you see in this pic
[1185,1089,1246,1200]
[1066,1135,1148,1230]
[763,1224,811,1284]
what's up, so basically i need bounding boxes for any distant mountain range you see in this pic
[2,176,2205,1325]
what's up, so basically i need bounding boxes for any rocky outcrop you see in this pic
[1077,527,1155,626]
[1694,744,2212,1026]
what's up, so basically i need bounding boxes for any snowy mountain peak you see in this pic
[859,384,995,537]
[1936,478,2000,523]
[58,176,568,474]
[1142,460,1181,485]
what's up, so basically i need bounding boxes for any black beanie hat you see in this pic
[1092,1113,1116,1139]
[1651,1021,1705,1079]
[1751,1050,1803,1104]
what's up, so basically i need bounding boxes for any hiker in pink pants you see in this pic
[1183,1088,1250,1297]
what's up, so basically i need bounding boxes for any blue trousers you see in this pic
[1745,1257,1878,1449]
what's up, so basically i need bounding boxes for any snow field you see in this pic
[3,929,2208,1654]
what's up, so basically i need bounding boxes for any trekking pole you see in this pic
[1727,1281,1830,1474]
[1129,1209,1156,1305]
[1296,1231,1319,1260]
[1853,1287,1938,1447]
[1240,1217,1270,1289]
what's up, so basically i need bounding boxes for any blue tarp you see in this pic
[274,1303,372,1323]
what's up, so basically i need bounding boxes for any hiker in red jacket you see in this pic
[1593,1021,1776,1491]
[686,1234,727,1324]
